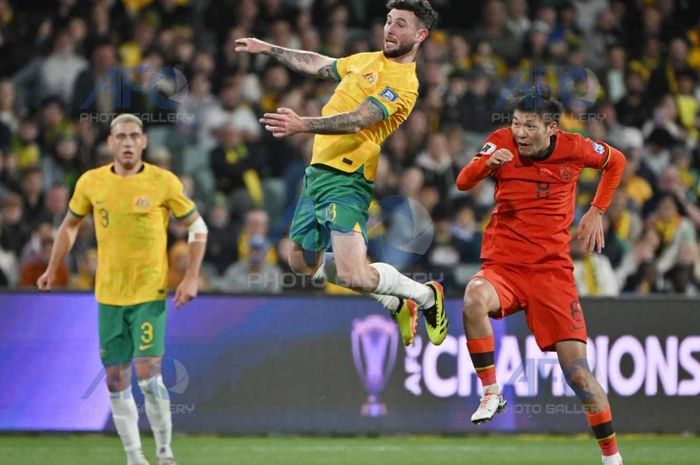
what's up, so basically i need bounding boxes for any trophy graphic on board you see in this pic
[351,315,399,417]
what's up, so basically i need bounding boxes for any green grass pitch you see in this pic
[2,434,698,464]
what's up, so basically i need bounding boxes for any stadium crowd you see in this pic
[0,0,699,296]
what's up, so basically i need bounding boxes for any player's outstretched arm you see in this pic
[259,99,384,137]
[37,212,83,290]
[234,37,339,81]
[173,212,208,308]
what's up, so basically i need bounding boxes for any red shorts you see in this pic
[472,263,587,351]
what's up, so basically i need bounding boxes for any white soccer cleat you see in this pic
[601,452,623,465]
[157,457,176,465]
[470,391,507,424]
[130,451,150,465]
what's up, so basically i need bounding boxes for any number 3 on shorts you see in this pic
[141,321,154,344]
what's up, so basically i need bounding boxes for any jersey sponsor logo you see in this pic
[591,141,606,155]
[139,343,154,351]
[379,87,398,102]
[479,142,497,156]
[95,199,105,205]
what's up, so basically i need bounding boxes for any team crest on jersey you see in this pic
[591,141,606,155]
[560,165,572,182]
[379,87,398,102]
[134,197,150,208]
[363,72,377,84]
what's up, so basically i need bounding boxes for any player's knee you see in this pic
[463,287,490,321]
[563,363,595,395]
[134,360,160,381]
[106,368,130,393]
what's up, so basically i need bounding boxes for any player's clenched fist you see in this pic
[36,271,54,291]
[486,148,514,168]
[234,37,271,54]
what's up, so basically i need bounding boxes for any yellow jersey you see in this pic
[69,163,195,306]
[311,51,419,181]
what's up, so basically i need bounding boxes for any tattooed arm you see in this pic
[234,37,338,81]
[259,100,386,137]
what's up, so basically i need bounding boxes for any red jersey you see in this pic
[457,127,625,268]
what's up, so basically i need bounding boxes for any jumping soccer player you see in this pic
[234,0,447,347]
[38,114,208,465]
[457,88,626,465]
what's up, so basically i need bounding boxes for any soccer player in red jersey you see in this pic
[457,88,626,465]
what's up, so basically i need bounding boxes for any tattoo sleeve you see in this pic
[266,46,339,81]
[303,99,386,134]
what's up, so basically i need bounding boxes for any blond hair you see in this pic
[110,113,143,131]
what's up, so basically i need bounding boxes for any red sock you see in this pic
[467,336,497,388]
[586,408,619,456]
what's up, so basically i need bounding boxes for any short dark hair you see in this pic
[386,0,438,30]
[513,85,563,125]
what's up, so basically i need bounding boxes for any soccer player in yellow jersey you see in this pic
[37,114,208,465]
[235,0,447,347]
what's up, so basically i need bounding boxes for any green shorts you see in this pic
[290,164,373,253]
[98,300,167,366]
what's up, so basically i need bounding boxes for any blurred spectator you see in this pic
[236,209,276,265]
[450,203,482,263]
[204,193,238,275]
[617,227,661,293]
[604,46,627,104]
[505,0,530,44]
[12,119,41,169]
[571,229,620,296]
[661,241,699,295]
[614,69,650,129]
[640,127,675,180]
[72,40,121,120]
[39,97,74,151]
[41,133,85,191]
[0,80,19,132]
[0,193,31,257]
[167,240,209,291]
[209,124,263,219]
[647,37,693,103]
[461,69,498,134]
[19,167,45,226]
[584,8,621,73]
[70,247,97,289]
[675,70,699,142]
[416,133,454,198]
[470,0,520,65]
[218,228,282,294]
[200,75,260,151]
[19,222,53,268]
[19,236,69,287]
[38,26,88,105]
[36,184,68,228]
[652,195,697,278]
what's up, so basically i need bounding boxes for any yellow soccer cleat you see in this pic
[422,281,448,345]
[390,298,418,346]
